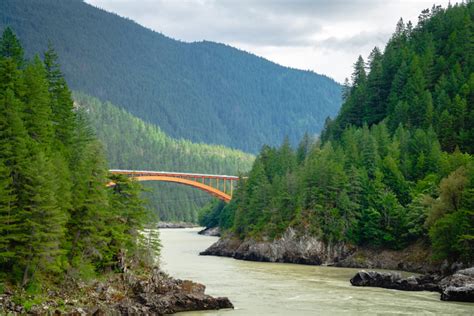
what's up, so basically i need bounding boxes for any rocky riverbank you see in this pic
[0,268,232,315]
[200,228,351,265]
[350,268,474,302]
[200,228,443,274]
[158,221,198,229]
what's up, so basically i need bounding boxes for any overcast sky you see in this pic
[85,0,453,83]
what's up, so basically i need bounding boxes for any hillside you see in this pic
[0,26,155,305]
[205,3,474,266]
[0,0,342,153]
[323,4,473,152]
[75,93,254,222]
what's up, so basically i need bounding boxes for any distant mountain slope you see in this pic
[75,93,254,222]
[0,0,341,152]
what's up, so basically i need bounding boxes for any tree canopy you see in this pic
[211,3,474,264]
[0,28,156,293]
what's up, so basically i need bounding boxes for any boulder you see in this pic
[122,268,233,314]
[198,226,221,236]
[350,270,440,292]
[351,268,474,302]
[441,285,474,302]
[438,267,474,302]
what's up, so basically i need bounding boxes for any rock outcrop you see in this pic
[157,221,198,229]
[350,268,474,302]
[201,228,353,265]
[350,270,440,292]
[0,268,233,315]
[439,268,474,302]
[334,242,440,274]
[441,285,474,302]
[111,268,233,314]
[202,228,447,274]
[198,226,221,236]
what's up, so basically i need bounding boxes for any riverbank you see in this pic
[158,221,199,229]
[200,227,468,274]
[0,266,232,314]
[161,228,474,315]
[200,228,473,303]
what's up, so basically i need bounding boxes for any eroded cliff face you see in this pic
[201,228,353,265]
[200,227,445,274]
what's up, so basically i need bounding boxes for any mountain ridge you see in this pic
[0,0,342,153]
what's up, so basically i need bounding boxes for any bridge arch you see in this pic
[133,175,232,202]
[109,170,239,203]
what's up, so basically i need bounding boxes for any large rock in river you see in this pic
[350,270,440,291]
[350,268,474,302]
[439,268,474,302]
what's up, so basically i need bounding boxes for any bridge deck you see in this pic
[109,169,240,180]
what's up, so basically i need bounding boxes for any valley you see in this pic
[0,0,472,314]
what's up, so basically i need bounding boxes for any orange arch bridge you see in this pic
[109,169,240,202]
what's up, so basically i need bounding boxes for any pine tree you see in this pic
[438,110,456,152]
[423,90,434,128]
[0,160,17,266]
[364,47,385,124]
[17,149,66,286]
[44,45,75,150]
[23,56,53,145]
[0,27,24,67]
[68,138,109,266]
[404,56,427,128]
[360,124,379,179]
[107,174,147,268]
[296,132,312,165]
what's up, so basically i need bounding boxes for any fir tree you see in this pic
[0,27,24,67]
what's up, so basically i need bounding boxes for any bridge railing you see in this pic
[109,169,242,202]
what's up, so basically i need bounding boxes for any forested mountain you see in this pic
[75,93,254,222]
[0,0,342,153]
[208,3,474,264]
[322,4,473,152]
[0,28,157,297]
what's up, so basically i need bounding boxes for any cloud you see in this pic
[85,0,454,82]
[91,1,319,46]
[314,31,392,53]
[87,0,385,47]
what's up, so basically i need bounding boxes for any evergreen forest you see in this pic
[0,28,158,299]
[0,0,342,153]
[206,3,474,264]
[75,93,254,222]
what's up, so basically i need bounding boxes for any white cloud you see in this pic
[85,0,455,83]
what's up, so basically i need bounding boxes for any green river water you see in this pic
[159,228,473,316]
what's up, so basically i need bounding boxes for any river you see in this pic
[159,228,472,315]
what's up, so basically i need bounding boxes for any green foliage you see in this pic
[74,93,254,222]
[223,3,474,264]
[0,0,341,153]
[427,165,474,262]
[198,200,227,228]
[0,27,23,67]
[323,3,474,154]
[429,210,473,263]
[0,29,152,291]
